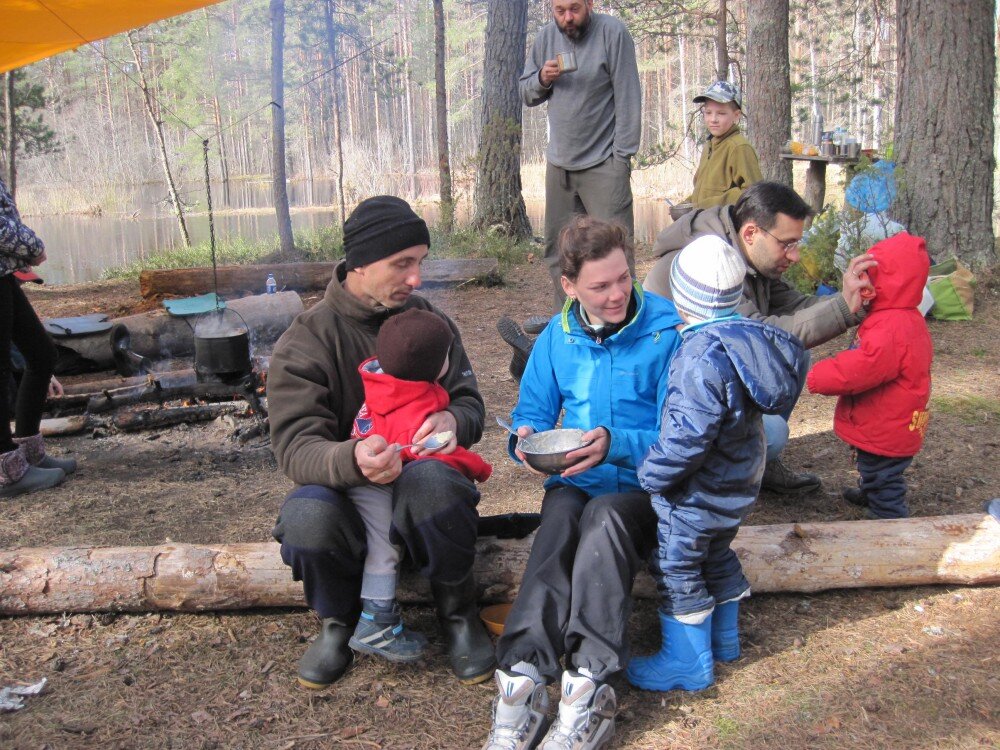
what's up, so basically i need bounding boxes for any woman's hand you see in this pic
[47,376,64,398]
[513,425,548,476]
[559,426,610,478]
[28,250,47,267]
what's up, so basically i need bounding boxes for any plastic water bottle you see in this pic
[265,273,277,295]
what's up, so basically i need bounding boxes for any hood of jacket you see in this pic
[687,318,804,415]
[358,357,446,417]
[865,232,929,313]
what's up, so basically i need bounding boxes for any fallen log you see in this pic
[87,377,253,414]
[53,292,302,374]
[1,508,997,615]
[139,259,501,299]
[9,415,91,437]
[112,402,246,432]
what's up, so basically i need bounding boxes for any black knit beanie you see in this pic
[343,196,431,271]
[377,308,455,382]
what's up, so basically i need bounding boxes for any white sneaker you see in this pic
[482,669,550,750]
[539,671,616,750]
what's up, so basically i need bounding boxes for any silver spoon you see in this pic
[395,430,453,452]
[495,416,520,437]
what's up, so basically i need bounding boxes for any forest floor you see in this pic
[1,255,998,749]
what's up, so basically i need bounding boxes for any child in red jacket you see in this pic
[806,232,932,519]
[347,308,491,662]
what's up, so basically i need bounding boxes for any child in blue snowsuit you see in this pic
[628,235,807,692]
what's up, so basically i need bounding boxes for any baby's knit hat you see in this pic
[670,236,747,321]
[343,196,431,271]
[377,308,455,382]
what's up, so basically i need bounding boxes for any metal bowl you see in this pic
[518,428,591,475]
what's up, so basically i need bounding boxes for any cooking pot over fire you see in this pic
[190,309,252,380]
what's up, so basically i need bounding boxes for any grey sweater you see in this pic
[520,13,641,170]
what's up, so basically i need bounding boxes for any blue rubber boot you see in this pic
[626,611,714,692]
[711,600,741,662]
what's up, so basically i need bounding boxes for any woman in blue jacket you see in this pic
[482,216,682,750]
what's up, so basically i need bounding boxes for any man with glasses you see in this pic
[643,181,876,495]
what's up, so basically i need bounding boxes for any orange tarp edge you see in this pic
[0,0,225,74]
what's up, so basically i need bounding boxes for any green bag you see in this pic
[927,257,975,320]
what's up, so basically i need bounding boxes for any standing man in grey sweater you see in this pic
[520,0,641,313]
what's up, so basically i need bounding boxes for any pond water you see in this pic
[22,178,674,286]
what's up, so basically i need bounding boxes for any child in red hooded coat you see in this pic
[346,308,491,663]
[806,232,932,519]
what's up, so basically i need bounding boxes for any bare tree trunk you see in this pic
[894,0,996,268]
[269,0,295,254]
[101,42,121,166]
[433,0,454,231]
[472,0,531,238]
[3,71,14,194]
[204,9,230,189]
[323,0,347,221]
[126,32,190,247]
[746,0,792,184]
[678,34,691,160]
[399,1,418,199]
[716,0,729,80]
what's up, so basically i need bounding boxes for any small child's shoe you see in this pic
[842,486,868,508]
[626,611,714,692]
[349,599,428,663]
[711,599,741,662]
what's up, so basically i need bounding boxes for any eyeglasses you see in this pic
[758,226,801,254]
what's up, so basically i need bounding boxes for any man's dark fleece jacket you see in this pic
[644,204,864,348]
[267,261,485,489]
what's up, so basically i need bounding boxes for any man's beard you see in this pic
[557,12,591,41]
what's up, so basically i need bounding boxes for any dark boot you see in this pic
[497,317,533,382]
[14,433,77,474]
[842,486,868,507]
[432,573,496,684]
[760,458,821,495]
[0,446,65,499]
[297,617,355,689]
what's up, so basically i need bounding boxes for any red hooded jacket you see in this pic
[806,232,932,458]
[351,357,492,482]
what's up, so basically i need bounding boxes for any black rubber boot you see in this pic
[431,573,496,684]
[297,617,355,689]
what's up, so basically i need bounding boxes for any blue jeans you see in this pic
[762,350,811,462]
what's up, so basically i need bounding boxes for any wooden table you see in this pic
[780,153,862,217]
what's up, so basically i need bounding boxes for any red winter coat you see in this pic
[806,232,932,458]
[351,358,492,482]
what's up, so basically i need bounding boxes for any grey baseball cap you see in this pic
[693,80,742,109]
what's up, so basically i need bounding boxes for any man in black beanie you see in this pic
[267,195,495,689]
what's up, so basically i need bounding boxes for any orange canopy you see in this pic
[0,0,225,74]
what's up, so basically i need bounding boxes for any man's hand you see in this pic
[841,253,878,313]
[409,410,459,456]
[28,250,47,267]
[539,59,562,88]
[559,426,610,478]
[355,435,402,484]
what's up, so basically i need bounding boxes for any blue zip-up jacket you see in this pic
[639,317,806,526]
[509,285,682,497]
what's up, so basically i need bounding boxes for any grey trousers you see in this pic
[347,484,400,601]
[544,156,635,312]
